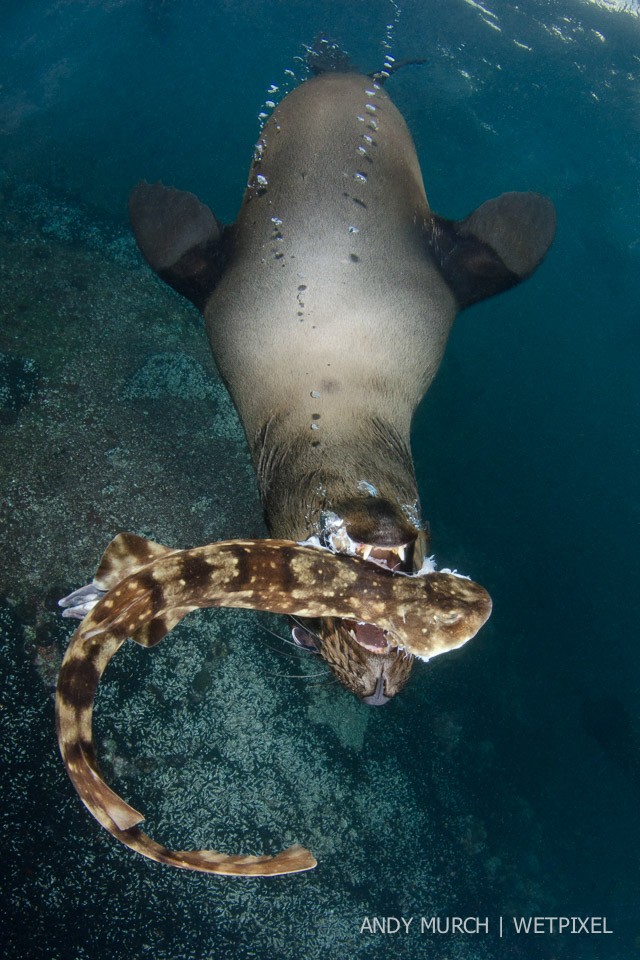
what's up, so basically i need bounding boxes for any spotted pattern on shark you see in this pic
[56,533,491,876]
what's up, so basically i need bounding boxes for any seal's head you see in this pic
[304,616,414,704]
[296,496,430,704]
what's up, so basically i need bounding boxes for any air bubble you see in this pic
[310,422,319,431]
[369,119,379,130]
[363,134,373,143]
[256,174,268,186]
[348,225,360,234]
[357,146,367,156]
[265,100,276,109]
[310,390,320,398]
[354,172,367,182]
[356,115,365,122]
[267,84,279,93]
[271,216,283,226]
[258,112,268,120]
[365,104,377,113]
[357,480,378,496]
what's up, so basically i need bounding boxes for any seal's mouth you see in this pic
[353,540,413,572]
[346,619,390,654]
[330,533,425,656]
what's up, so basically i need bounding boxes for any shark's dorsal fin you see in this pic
[93,532,175,591]
[129,181,229,310]
[429,191,556,309]
[92,535,194,645]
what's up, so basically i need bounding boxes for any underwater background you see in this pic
[1,0,639,957]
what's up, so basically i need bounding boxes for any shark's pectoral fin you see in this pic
[129,181,229,310]
[131,608,194,648]
[429,191,556,309]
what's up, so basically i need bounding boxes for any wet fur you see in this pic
[129,71,555,700]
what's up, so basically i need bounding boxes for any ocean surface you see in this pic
[1,1,639,958]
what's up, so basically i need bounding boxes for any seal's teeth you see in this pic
[359,544,372,560]
[397,545,407,563]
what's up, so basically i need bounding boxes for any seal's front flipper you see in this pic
[129,181,229,310]
[430,191,556,309]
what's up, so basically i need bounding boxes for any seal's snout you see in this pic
[362,674,391,706]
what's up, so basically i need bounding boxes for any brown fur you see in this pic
[128,71,554,700]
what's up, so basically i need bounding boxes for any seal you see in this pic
[55,58,555,878]
[128,68,555,703]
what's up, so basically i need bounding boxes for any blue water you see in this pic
[1,1,639,958]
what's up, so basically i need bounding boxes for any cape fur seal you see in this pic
[55,58,555,877]
[128,68,555,703]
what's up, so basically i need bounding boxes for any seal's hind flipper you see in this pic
[370,57,427,86]
[305,35,354,75]
[129,181,229,310]
[429,191,556,309]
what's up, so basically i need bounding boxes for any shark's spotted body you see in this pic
[57,533,490,874]
[57,60,555,876]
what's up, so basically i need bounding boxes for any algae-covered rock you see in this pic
[0,352,39,425]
